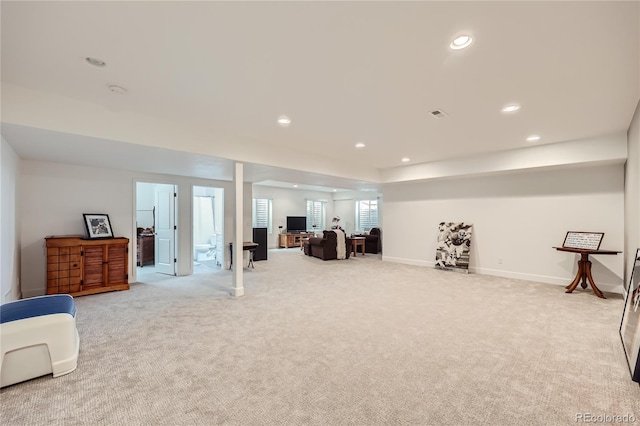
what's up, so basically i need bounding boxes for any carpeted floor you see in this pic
[2,249,639,425]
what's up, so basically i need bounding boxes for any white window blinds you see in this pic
[252,198,272,233]
[306,200,326,231]
[356,200,379,232]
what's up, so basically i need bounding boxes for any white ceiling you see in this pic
[1,1,638,190]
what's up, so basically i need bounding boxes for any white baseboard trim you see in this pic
[382,256,624,295]
[21,289,44,299]
[382,256,433,268]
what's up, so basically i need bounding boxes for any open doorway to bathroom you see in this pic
[193,186,224,274]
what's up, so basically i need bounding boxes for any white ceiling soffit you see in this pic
[1,1,638,183]
[1,123,381,192]
[254,180,354,193]
[381,132,628,183]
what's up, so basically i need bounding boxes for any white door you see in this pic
[155,185,177,275]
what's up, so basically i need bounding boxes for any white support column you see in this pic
[232,162,245,297]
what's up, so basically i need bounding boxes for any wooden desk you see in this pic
[351,237,366,256]
[553,247,621,298]
[229,242,259,270]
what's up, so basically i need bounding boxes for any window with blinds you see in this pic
[356,200,379,232]
[252,198,272,233]
[306,200,326,231]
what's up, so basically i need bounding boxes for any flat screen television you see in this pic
[286,216,307,233]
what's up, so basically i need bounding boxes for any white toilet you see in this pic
[194,235,216,261]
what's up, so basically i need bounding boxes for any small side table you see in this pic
[553,247,621,298]
[351,237,366,256]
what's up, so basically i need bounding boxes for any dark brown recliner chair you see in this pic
[360,227,382,254]
[307,231,351,260]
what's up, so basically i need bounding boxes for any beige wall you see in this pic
[382,163,625,293]
[19,160,251,297]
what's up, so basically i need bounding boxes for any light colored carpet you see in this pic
[2,249,639,425]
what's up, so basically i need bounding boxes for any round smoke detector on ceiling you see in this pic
[108,85,127,95]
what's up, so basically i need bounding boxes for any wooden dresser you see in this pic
[45,235,129,297]
[137,234,154,267]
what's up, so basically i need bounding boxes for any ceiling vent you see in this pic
[430,109,448,118]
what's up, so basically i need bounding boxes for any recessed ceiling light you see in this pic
[502,104,521,113]
[332,189,337,192]
[85,57,106,67]
[450,35,473,50]
[401,157,410,163]
[355,142,366,148]
[293,184,298,188]
[526,135,541,142]
[108,85,127,95]
[277,115,291,127]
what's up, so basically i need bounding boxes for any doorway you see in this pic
[192,186,224,274]
[136,181,177,278]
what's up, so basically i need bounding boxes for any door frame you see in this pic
[132,179,179,282]
[191,185,225,273]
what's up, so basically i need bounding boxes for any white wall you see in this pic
[625,100,640,289]
[1,137,20,302]
[19,160,252,297]
[251,186,383,247]
[333,191,383,235]
[20,161,131,297]
[382,164,625,293]
[251,185,335,248]
[333,199,354,235]
[135,182,161,229]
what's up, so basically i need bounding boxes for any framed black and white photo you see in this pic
[83,213,114,239]
[620,248,640,383]
[435,222,473,273]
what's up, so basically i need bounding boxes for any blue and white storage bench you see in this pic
[0,294,80,388]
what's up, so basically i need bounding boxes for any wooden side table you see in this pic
[351,237,366,256]
[553,247,621,298]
